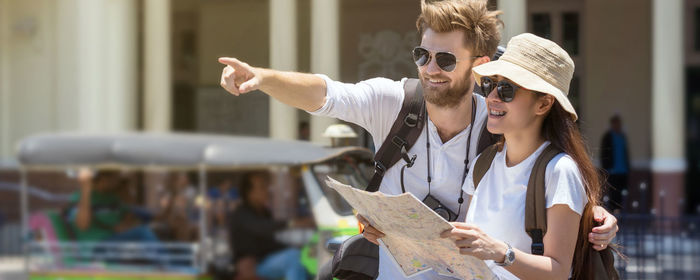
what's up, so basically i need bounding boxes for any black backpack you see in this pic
[325,79,499,280]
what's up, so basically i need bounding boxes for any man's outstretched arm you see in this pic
[219,57,326,112]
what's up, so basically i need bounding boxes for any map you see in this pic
[327,177,496,279]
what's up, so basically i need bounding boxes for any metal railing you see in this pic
[27,241,200,274]
[614,214,700,280]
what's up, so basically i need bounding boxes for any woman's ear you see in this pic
[535,94,555,116]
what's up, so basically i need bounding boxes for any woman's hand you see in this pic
[441,222,508,262]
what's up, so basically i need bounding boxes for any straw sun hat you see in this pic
[473,33,578,121]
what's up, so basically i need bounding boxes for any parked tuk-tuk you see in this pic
[17,132,372,279]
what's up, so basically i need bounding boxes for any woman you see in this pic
[442,33,615,279]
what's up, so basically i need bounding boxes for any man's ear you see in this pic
[535,94,555,116]
[473,56,491,67]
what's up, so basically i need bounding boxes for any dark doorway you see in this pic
[685,67,700,215]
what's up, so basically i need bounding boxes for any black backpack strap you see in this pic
[366,78,425,192]
[525,144,562,255]
[471,144,499,191]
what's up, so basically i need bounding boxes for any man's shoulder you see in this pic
[355,77,411,113]
[319,74,409,107]
[357,77,410,94]
[231,204,261,220]
[92,191,121,204]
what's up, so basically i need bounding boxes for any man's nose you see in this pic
[424,55,442,75]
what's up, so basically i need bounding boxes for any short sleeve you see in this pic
[544,154,588,215]
[308,74,405,145]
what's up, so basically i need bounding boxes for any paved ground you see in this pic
[1,234,698,280]
[0,257,26,280]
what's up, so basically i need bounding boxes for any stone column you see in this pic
[498,0,527,45]
[651,0,685,217]
[144,0,172,131]
[73,0,138,132]
[104,0,138,131]
[309,0,338,145]
[0,0,9,157]
[75,0,107,131]
[269,0,299,140]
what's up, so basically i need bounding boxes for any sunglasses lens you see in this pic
[498,82,516,102]
[413,48,430,66]
[435,53,457,72]
[480,77,494,97]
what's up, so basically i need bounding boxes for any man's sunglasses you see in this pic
[412,46,481,72]
[479,76,521,102]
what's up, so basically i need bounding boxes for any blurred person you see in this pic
[157,172,198,241]
[229,171,314,280]
[208,176,240,229]
[600,114,630,213]
[71,168,158,242]
[219,1,618,278]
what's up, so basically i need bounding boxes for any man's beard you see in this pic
[420,67,473,108]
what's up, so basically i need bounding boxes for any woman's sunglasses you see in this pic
[479,76,521,102]
[412,46,481,72]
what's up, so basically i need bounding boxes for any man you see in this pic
[72,169,158,243]
[600,114,630,213]
[157,172,198,241]
[229,171,313,280]
[219,1,617,279]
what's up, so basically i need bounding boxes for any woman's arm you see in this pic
[502,204,580,279]
[444,204,580,280]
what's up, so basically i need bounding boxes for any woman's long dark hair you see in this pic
[544,102,620,279]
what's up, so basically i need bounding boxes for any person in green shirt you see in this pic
[69,169,158,243]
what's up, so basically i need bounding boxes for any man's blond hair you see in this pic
[416,0,503,58]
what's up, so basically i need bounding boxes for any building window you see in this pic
[532,13,552,40]
[562,13,580,56]
[695,8,700,52]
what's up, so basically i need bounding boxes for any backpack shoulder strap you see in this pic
[471,144,499,191]
[366,78,425,192]
[525,144,562,255]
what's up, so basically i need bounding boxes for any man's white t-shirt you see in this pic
[310,75,488,280]
[463,141,588,280]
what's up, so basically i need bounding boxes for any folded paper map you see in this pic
[326,177,495,279]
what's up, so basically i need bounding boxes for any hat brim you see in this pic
[473,59,578,121]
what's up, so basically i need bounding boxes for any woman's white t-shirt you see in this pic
[462,141,588,280]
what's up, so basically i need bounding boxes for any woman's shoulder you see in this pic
[543,151,588,214]
[546,152,579,173]
[544,151,585,187]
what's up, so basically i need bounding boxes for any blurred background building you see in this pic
[1,1,700,279]
[0,0,698,215]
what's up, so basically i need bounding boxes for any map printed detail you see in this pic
[326,177,496,279]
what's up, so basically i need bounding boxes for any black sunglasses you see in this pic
[479,76,521,102]
[412,47,481,72]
